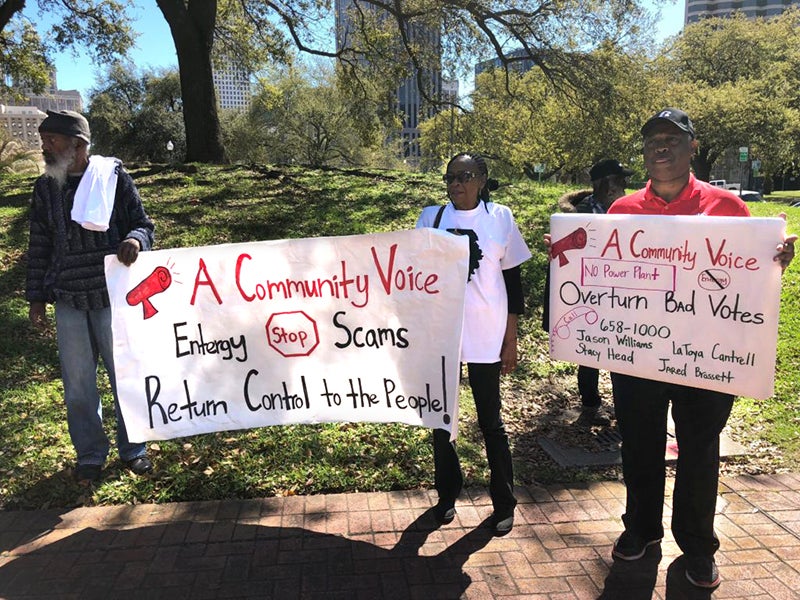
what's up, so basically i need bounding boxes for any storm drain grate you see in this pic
[593,428,622,452]
[538,433,623,468]
[539,418,745,468]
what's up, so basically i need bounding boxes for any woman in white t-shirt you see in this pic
[416,153,531,536]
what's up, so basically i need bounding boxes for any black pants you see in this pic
[433,362,517,513]
[577,365,601,408]
[611,373,733,557]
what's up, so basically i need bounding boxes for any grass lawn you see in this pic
[1,164,798,510]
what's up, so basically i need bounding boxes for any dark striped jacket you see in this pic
[25,165,155,310]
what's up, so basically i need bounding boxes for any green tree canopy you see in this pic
[223,62,398,168]
[421,42,652,181]
[653,9,800,183]
[87,63,185,162]
[1,0,136,97]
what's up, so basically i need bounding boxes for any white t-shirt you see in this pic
[416,201,532,363]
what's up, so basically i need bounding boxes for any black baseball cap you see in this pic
[641,108,695,139]
[589,158,634,181]
[38,110,91,144]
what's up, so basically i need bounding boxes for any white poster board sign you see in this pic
[548,214,785,399]
[106,229,469,442]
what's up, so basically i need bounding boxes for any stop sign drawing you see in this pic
[265,311,320,357]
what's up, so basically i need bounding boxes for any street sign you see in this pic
[739,147,749,162]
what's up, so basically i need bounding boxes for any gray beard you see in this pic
[44,145,78,188]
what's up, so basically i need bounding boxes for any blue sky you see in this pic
[35,1,684,100]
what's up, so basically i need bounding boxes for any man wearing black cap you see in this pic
[546,158,633,426]
[605,108,796,589]
[26,110,156,483]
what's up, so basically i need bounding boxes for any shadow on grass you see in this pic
[0,468,96,518]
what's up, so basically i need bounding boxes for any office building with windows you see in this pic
[686,0,800,24]
[0,104,47,149]
[213,61,252,110]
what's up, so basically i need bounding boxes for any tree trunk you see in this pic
[156,0,227,163]
[692,147,713,182]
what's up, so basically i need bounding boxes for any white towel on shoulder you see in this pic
[71,155,121,232]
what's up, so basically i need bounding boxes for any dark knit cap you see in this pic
[38,110,91,144]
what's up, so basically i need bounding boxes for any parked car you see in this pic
[708,179,762,200]
[738,191,764,202]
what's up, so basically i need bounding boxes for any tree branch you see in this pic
[0,0,25,32]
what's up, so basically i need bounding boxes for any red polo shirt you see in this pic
[608,174,750,217]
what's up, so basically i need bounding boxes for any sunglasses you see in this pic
[443,171,478,185]
[643,133,688,152]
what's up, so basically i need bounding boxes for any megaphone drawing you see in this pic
[550,227,587,267]
[126,266,172,319]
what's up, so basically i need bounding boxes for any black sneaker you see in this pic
[125,456,153,475]
[685,555,721,589]
[433,501,456,524]
[74,463,102,483]
[492,509,515,536]
[576,406,611,427]
[611,531,661,560]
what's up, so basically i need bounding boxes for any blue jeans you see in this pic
[55,303,146,466]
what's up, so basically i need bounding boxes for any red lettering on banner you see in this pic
[370,244,440,295]
[601,229,624,259]
[235,253,254,301]
[190,258,223,305]
[705,238,759,270]
[629,229,644,258]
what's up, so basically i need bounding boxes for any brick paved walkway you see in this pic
[1,473,800,599]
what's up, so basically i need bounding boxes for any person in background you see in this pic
[606,108,796,590]
[416,152,531,536]
[26,110,156,483]
[544,158,633,426]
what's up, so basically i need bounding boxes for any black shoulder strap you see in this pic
[432,204,446,229]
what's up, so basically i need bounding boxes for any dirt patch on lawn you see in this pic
[489,369,786,486]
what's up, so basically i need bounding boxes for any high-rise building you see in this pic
[686,0,800,24]
[335,0,446,162]
[213,61,252,110]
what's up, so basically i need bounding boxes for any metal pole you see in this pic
[739,162,743,196]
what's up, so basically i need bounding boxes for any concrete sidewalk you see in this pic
[1,473,800,599]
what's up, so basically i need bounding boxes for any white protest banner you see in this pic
[105,228,469,442]
[548,214,786,399]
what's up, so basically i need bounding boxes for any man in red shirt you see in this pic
[606,108,796,589]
